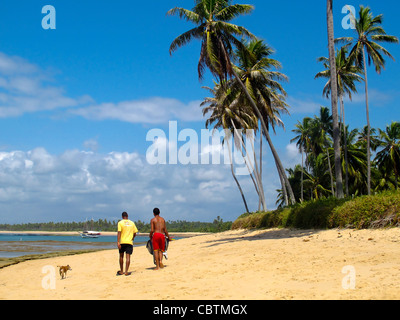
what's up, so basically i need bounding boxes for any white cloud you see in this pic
[0,147,259,223]
[0,52,205,124]
[71,97,204,124]
[288,96,324,114]
[0,52,91,117]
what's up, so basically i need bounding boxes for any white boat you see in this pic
[79,231,101,238]
[80,219,101,238]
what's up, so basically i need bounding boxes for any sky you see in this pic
[0,0,399,224]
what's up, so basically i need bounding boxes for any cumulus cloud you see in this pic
[0,147,267,223]
[71,97,204,124]
[0,52,91,117]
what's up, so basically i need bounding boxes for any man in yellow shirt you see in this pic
[117,212,138,276]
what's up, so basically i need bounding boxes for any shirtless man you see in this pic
[150,208,170,270]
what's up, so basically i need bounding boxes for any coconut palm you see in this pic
[336,5,399,195]
[291,117,313,202]
[315,47,364,195]
[168,0,255,82]
[168,0,296,205]
[303,154,332,200]
[375,122,400,189]
[227,39,291,205]
[340,127,368,195]
[326,0,344,198]
[201,83,257,213]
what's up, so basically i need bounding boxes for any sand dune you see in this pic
[0,228,399,300]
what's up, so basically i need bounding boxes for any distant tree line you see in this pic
[0,216,232,233]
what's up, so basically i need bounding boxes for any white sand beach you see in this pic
[0,228,399,300]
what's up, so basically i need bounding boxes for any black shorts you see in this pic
[119,244,133,255]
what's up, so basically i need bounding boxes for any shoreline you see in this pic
[0,230,209,237]
[1,228,400,300]
[0,231,208,269]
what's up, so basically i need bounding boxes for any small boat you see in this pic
[80,218,101,238]
[79,231,101,238]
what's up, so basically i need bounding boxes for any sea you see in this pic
[0,233,150,259]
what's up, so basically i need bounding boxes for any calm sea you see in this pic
[0,233,150,258]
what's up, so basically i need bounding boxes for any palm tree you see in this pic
[201,83,256,212]
[339,127,368,195]
[303,154,332,200]
[227,39,291,205]
[375,122,400,189]
[168,0,296,205]
[313,107,335,196]
[291,117,313,202]
[326,0,344,198]
[336,5,399,195]
[315,47,364,195]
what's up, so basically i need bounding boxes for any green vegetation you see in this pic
[168,1,399,215]
[232,190,400,230]
[0,249,101,269]
[0,216,232,233]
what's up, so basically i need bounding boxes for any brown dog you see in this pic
[57,265,72,279]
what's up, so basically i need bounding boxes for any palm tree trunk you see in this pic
[301,147,304,202]
[231,68,296,205]
[362,47,372,196]
[259,134,263,211]
[340,95,349,196]
[226,137,250,213]
[327,0,345,198]
[326,148,335,196]
[231,119,267,211]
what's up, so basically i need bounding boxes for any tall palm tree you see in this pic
[315,47,364,195]
[303,154,332,200]
[201,83,256,212]
[291,117,313,202]
[326,0,344,198]
[227,39,291,205]
[375,122,400,189]
[325,127,368,196]
[168,0,296,205]
[313,107,335,196]
[336,5,399,195]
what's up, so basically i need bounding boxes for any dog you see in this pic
[57,265,72,279]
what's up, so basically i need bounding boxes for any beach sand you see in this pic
[0,228,399,300]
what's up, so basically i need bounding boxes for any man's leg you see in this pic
[159,251,164,268]
[119,252,124,274]
[125,254,131,275]
[154,250,160,270]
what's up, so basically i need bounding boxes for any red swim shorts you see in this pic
[152,233,165,252]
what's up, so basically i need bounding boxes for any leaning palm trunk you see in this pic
[300,147,304,202]
[225,136,250,213]
[231,119,267,211]
[230,68,296,205]
[362,47,372,195]
[327,0,344,198]
[340,95,350,196]
[259,134,263,210]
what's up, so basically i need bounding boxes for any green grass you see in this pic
[232,190,400,230]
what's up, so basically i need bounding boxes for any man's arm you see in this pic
[163,219,170,239]
[149,219,154,239]
[117,231,121,249]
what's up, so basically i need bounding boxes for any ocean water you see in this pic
[0,233,150,258]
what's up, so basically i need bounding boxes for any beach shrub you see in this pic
[329,191,400,229]
[232,190,400,230]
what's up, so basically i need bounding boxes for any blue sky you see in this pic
[0,0,399,224]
